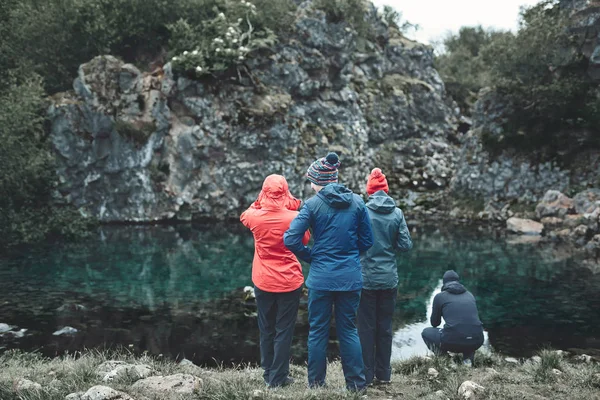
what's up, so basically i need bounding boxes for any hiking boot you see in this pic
[267,376,295,389]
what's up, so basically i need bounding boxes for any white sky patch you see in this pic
[372,0,543,45]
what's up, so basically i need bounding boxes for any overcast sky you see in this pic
[371,0,542,44]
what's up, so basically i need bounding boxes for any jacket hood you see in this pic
[366,191,396,214]
[442,270,465,294]
[443,270,460,284]
[318,183,353,209]
[442,281,467,294]
[254,174,301,211]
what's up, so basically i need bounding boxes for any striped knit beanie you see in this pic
[307,152,341,186]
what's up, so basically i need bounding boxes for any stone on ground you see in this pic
[15,378,42,391]
[103,364,152,383]
[131,373,202,397]
[504,357,520,364]
[536,190,573,219]
[574,189,600,214]
[428,367,439,378]
[507,218,543,235]
[69,386,133,400]
[458,381,485,399]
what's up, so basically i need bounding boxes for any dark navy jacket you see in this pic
[431,275,484,348]
[283,183,374,291]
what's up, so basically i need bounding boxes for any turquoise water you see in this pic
[0,223,598,364]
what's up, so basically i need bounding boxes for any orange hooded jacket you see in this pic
[240,175,310,293]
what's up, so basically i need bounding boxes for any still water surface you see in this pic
[0,223,598,365]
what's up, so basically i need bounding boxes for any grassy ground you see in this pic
[0,349,599,399]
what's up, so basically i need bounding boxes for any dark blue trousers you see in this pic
[307,289,366,391]
[421,327,481,363]
[357,288,397,385]
[255,286,301,387]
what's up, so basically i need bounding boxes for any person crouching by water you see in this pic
[240,175,310,388]
[421,270,484,366]
[357,168,413,386]
[284,152,374,393]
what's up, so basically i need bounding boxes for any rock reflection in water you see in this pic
[0,223,599,364]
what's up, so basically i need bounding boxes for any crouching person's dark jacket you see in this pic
[431,272,484,349]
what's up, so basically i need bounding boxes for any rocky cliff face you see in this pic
[48,2,458,222]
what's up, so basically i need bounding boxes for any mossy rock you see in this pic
[115,119,157,145]
[381,74,434,96]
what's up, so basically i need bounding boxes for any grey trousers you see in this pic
[255,286,301,387]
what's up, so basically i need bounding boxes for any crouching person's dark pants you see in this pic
[357,288,397,385]
[421,327,483,363]
[255,286,302,387]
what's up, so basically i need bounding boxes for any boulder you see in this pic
[552,228,572,239]
[571,225,589,238]
[76,386,133,400]
[101,364,152,383]
[504,357,520,364]
[458,381,485,399]
[507,218,543,235]
[53,326,78,336]
[573,189,600,214]
[0,323,11,333]
[575,354,593,363]
[131,374,202,397]
[564,214,586,229]
[540,216,565,229]
[178,359,204,376]
[536,190,574,219]
[15,378,42,391]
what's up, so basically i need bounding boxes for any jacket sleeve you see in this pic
[240,207,254,229]
[357,204,374,253]
[396,209,413,252]
[430,294,442,327]
[284,205,312,263]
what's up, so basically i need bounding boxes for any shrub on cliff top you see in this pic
[168,0,277,78]
[0,0,297,93]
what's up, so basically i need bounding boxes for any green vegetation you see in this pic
[436,1,600,156]
[0,349,598,399]
[0,74,93,250]
[435,26,511,114]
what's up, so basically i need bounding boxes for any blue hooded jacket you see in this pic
[284,183,374,291]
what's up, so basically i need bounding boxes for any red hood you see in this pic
[252,174,301,211]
